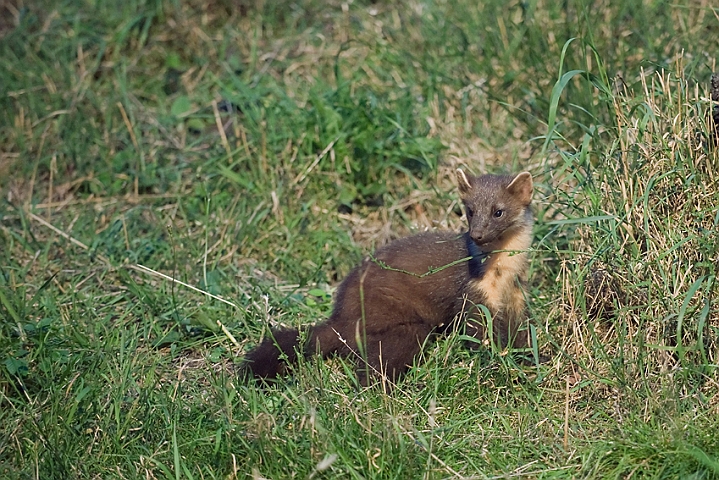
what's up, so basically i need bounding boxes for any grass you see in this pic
[1,0,718,478]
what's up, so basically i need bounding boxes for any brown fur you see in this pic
[242,170,534,386]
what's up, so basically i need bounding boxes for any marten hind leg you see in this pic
[356,321,434,387]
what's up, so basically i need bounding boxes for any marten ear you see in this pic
[506,171,533,205]
[456,169,473,196]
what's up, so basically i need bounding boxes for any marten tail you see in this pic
[241,328,301,380]
[241,322,346,381]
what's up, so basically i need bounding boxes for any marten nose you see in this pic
[471,230,484,243]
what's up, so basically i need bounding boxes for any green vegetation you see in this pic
[1,0,718,477]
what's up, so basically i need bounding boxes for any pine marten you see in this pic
[242,170,534,386]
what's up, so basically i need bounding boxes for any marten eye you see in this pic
[493,209,503,218]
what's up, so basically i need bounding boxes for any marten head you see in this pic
[455,170,533,249]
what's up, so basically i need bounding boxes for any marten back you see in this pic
[242,170,534,386]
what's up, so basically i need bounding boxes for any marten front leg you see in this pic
[462,285,528,351]
[500,285,529,349]
[464,313,487,350]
